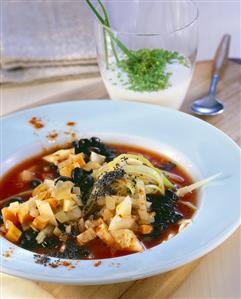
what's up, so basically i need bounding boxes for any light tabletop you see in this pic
[1,60,241,299]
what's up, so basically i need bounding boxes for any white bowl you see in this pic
[1,100,240,284]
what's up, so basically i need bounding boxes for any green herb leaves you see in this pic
[118,48,188,92]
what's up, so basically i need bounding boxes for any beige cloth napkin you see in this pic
[1,0,99,84]
[0,64,99,85]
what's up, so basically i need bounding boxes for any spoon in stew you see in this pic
[191,34,231,116]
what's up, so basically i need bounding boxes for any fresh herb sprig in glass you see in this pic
[85,0,136,68]
[87,0,189,92]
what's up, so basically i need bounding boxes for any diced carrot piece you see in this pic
[5,221,22,243]
[1,207,19,226]
[45,197,59,211]
[18,208,34,225]
[31,216,49,231]
[139,224,153,234]
[74,154,86,168]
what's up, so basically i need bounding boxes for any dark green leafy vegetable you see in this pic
[147,190,183,237]
[20,229,38,249]
[118,48,188,92]
[41,237,59,249]
[56,239,90,259]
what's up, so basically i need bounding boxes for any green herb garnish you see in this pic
[86,1,189,92]
[118,48,188,92]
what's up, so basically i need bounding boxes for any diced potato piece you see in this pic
[72,186,81,196]
[101,208,114,224]
[135,180,148,212]
[35,200,57,226]
[53,181,74,200]
[139,224,153,234]
[29,207,39,218]
[55,210,69,223]
[27,198,39,218]
[136,180,146,200]
[105,196,116,210]
[53,226,62,237]
[90,152,106,164]
[35,191,49,201]
[58,158,72,169]
[84,220,93,229]
[5,221,22,243]
[83,161,101,172]
[116,196,132,217]
[1,207,19,226]
[45,197,59,211]
[97,198,106,206]
[8,202,20,214]
[63,198,76,212]
[65,225,71,234]
[32,183,48,197]
[65,207,82,221]
[18,205,34,225]
[44,179,55,189]
[84,218,103,229]
[111,229,143,252]
[78,218,85,233]
[36,225,54,244]
[20,170,34,182]
[43,148,74,165]
[138,210,155,224]
[109,215,135,231]
[55,207,81,223]
[32,216,49,231]
[115,196,128,204]
[77,228,96,246]
[92,218,104,227]
[96,223,115,246]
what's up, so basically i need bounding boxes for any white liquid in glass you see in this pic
[102,58,192,109]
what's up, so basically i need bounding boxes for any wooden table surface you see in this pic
[1,60,241,299]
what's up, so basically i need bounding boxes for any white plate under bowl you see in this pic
[1,100,240,285]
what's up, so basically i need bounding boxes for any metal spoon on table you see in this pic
[191,34,231,116]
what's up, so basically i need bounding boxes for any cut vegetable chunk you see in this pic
[96,223,115,246]
[2,207,19,226]
[35,200,57,226]
[111,229,143,252]
[116,196,132,217]
[109,215,135,231]
[5,221,22,243]
[77,228,96,246]
[31,215,49,231]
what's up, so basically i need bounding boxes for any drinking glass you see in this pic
[94,0,198,109]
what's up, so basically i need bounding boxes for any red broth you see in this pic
[0,144,197,259]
